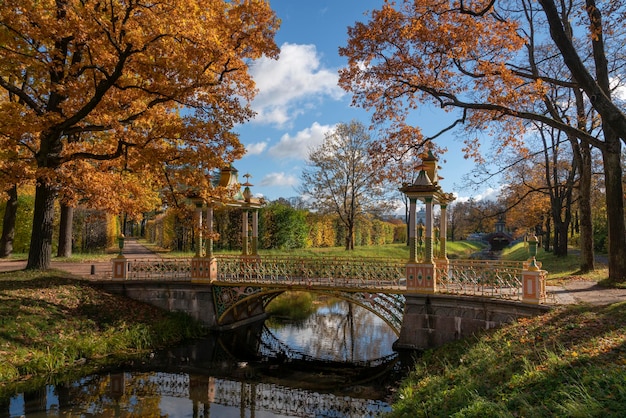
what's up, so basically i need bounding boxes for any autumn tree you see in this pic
[0,82,36,257]
[299,120,395,250]
[0,0,279,269]
[339,0,626,282]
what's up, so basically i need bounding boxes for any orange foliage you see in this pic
[0,0,279,195]
[0,0,280,267]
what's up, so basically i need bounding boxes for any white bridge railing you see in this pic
[111,255,537,301]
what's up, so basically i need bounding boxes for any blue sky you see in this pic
[233,1,501,205]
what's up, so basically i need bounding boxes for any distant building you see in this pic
[486,217,513,251]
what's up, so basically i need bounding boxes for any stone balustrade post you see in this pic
[522,233,546,303]
[112,256,128,280]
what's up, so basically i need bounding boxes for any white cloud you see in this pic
[246,141,267,156]
[612,78,626,102]
[259,172,299,187]
[249,43,345,126]
[454,186,503,203]
[268,121,334,159]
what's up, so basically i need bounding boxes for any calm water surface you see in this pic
[2,300,414,417]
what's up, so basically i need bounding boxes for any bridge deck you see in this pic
[109,255,527,301]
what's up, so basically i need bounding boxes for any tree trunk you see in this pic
[57,204,73,258]
[0,184,18,258]
[554,221,569,256]
[543,216,551,252]
[577,141,594,273]
[602,141,626,282]
[26,179,58,270]
[551,205,568,256]
[345,224,355,250]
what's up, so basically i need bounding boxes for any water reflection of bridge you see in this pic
[119,372,391,417]
[124,326,398,418]
[4,368,392,417]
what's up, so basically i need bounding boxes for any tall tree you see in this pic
[339,0,626,282]
[0,0,279,269]
[299,120,395,250]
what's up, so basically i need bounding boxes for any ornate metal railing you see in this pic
[112,256,533,301]
[216,255,406,290]
[435,259,524,300]
[126,258,192,280]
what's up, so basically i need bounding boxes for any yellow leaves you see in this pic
[0,0,279,220]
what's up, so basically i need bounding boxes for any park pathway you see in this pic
[0,238,160,277]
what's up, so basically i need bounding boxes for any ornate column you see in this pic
[522,233,546,303]
[408,197,418,263]
[191,197,215,282]
[242,210,249,256]
[206,205,214,259]
[195,203,203,257]
[191,203,217,282]
[439,203,449,260]
[252,209,259,255]
[401,170,437,294]
[424,197,434,264]
[112,234,128,280]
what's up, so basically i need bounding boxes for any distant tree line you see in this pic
[143,198,405,252]
[1,190,612,255]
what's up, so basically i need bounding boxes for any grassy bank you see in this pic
[386,243,624,416]
[0,270,206,398]
[388,301,626,417]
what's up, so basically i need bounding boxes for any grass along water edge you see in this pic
[0,270,207,399]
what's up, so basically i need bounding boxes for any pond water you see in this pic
[2,298,415,417]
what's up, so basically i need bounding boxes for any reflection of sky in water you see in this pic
[270,300,397,362]
[159,396,291,418]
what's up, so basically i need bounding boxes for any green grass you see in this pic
[387,302,626,417]
[159,241,486,260]
[0,270,206,398]
[266,291,316,320]
[501,242,612,284]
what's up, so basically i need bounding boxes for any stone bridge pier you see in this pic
[394,294,549,350]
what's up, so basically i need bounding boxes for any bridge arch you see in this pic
[213,285,405,335]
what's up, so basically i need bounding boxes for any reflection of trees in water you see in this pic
[273,298,396,362]
[51,372,163,416]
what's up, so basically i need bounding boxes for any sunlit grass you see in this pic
[266,291,315,320]
[501,242,611,284]
[4,251,118,262]
[159,241,485,260]
[388,302,626,417]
